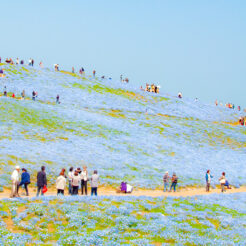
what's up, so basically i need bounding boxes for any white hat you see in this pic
[165,171,168,174]
[16,166,20,169]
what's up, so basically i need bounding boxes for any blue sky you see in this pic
[1,0,245,107]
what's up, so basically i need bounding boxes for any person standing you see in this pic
[10,166,20,198]
[17,168,30,196]
[205,170,213,192]
[56,169,66,195]
[21,90,25,100]
[219,172,226,193]
[80,166,88,195]
[68,167,74,195]
[71,171,80,195]
[36,166,47,197]
[32,91,36,101]
[4,86,7,96]
[91,170,99,196]
[169,173,178,192]
[163,171,170,192]
[16,58,19,65]
[56,95,60,104]
[93,70,96,78]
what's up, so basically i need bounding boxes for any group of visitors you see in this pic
[120,75,129,83]
[10,166,30,198]
[163,171,178,192]
[2,86,60,104]
[205,170,231,193]
[215,100,243,112]
[238,116,246,126]
[141,83,160,93]
[10,165,99,198]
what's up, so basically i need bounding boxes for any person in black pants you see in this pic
[17,168,30,196]
[81,166,88,195]
[36,166,47,196]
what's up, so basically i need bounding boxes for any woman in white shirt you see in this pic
[56,170,66,195]
[80,166,88,195]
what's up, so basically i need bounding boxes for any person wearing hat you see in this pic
[10,166,20,198]
[163,171,170,192]
[17,168,30,196]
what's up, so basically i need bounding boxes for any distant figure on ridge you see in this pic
[16,58,19,65]
[93,70,96,78]
[56,94,60,104]
[21,90,25,99]
[3,86,7,96]
[178,92,182,99]
[72,67,75,73]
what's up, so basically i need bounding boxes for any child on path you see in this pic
[169,173,178,192]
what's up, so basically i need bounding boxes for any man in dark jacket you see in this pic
[36,166,47,196]
[17,168,30,196]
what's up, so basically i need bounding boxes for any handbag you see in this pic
[42,185,48,193]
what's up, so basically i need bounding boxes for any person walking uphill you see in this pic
[10,166,20,198]
[56,169,66,195]
[205,170,213,192]
[17,168,30,196]
[169,173,178,192]
[91,170,99,196]
[36,166,47,197]
[163,171,170,192]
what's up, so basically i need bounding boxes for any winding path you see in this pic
[0,186,246,199]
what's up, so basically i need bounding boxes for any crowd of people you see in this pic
[140,83,160,94]
[10,165,231,199]
[10,165,100,198]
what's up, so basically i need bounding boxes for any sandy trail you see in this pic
[0,186,246,199]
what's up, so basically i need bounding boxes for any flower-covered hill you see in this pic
[0,63,245,188]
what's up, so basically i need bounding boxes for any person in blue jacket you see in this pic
[17,168,30,196]
[205,170,213,192]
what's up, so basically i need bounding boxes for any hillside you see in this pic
[0,63,245,189]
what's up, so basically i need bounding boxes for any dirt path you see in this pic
[0,186,246,199]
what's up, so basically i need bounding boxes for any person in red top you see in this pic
[12,93,15,98]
